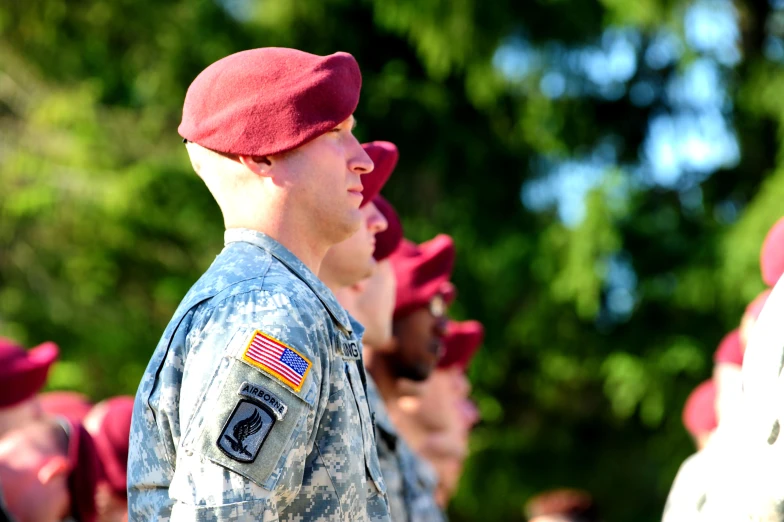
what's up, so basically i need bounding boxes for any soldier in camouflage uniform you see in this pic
[320,141,446,522]
[127,48,391,521]
[662,219,784,522]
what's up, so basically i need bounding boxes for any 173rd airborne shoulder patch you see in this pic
[241,330,312,393]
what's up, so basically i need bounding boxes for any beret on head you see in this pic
[66,420,103,522]
[390,235,456,318]
[92,396,134,498]
[761,216,784,286]
[40,391,93,423]
[0,338,58,408]
[372,196,403,261]
[713,329,743,366]
[361,142,398,207]
[179,48,361,157]
[525,489,599,521]
[682,379,718,438]
[438,320,484,369]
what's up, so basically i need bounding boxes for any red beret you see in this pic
[179,48,362,157]
[713,329,743,366]
[66,420,103,522]
[761,217,784,286]
[372,196,403,261]
[40,391,93,423]
[0,338,58,408]
[390,235,456,318]
[682,379,717,438]
[438,320,484,369]
[360,141,398,207]
[92,396,134,498]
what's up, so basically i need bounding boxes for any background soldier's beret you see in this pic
[92,396,134,498]
[761,216,784,286]
[713,329,743,366]
[372,196,403,261]
[360,141,398,207]
[40,391,93,423]
[179,47,362,157]
[390,235,456,318]
[438,320,484,370]
[682,379,718,438]
[0,338,58,408]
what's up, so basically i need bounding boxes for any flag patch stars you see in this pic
[242,330,312,393]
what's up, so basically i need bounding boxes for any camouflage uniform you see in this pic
[663,279,784,522]
[128,229,390,522]
[365,375,445,522]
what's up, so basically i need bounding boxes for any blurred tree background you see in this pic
[1,0,783,520]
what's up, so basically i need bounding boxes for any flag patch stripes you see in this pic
[242,330,312,392]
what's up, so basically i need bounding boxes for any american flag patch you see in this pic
[242,331,312,392]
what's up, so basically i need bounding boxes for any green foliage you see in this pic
[1,0,782,520]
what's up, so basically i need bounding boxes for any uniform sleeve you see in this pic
[165,290,331,521]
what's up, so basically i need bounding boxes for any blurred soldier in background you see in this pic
[662,216,784,521]
[321,141,446,521]
[127,47,392,521]
[525,489,602,522]
[0,337,58,436]
[396,320,484,507]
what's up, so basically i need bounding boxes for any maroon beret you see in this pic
[713,329,743,366]
[372,196,403,261]
[438,320,484,369]
[179,48,362,157]
[66,420,103,522]
[390,235,455,318]
[40,391,93,423]
[92,396,134,498]
[360,142,398,207]
[682,379,718,438]
[761,217,784,286]
[0,338,58,408]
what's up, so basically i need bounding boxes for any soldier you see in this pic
[0,415,103,522]
[127,48,390,521]
[662,218,784,521]
[319,141,445,521]
[0,337,58,436]
[524,489,601,522]
[395,320,484,507]
[366,235,455,395]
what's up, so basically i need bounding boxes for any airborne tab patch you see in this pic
[238,381,288,420]
[218,400,275,463]
[242,330,312,393]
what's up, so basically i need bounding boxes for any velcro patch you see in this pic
[238,381,288,420]
[218,400,275,463]
[242,330,312,393]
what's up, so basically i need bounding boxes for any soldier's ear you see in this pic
[238,155,273,177]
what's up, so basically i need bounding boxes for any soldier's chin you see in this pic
[396,361,434,382]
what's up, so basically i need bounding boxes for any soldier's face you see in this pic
[0,397,43,438]
[0,418,71,522]
[391,296,448,381]
[349,260,397,348]
[273,116,374,245]
[321,202,388,288]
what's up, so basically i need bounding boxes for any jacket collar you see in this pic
[224,228,352,333]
